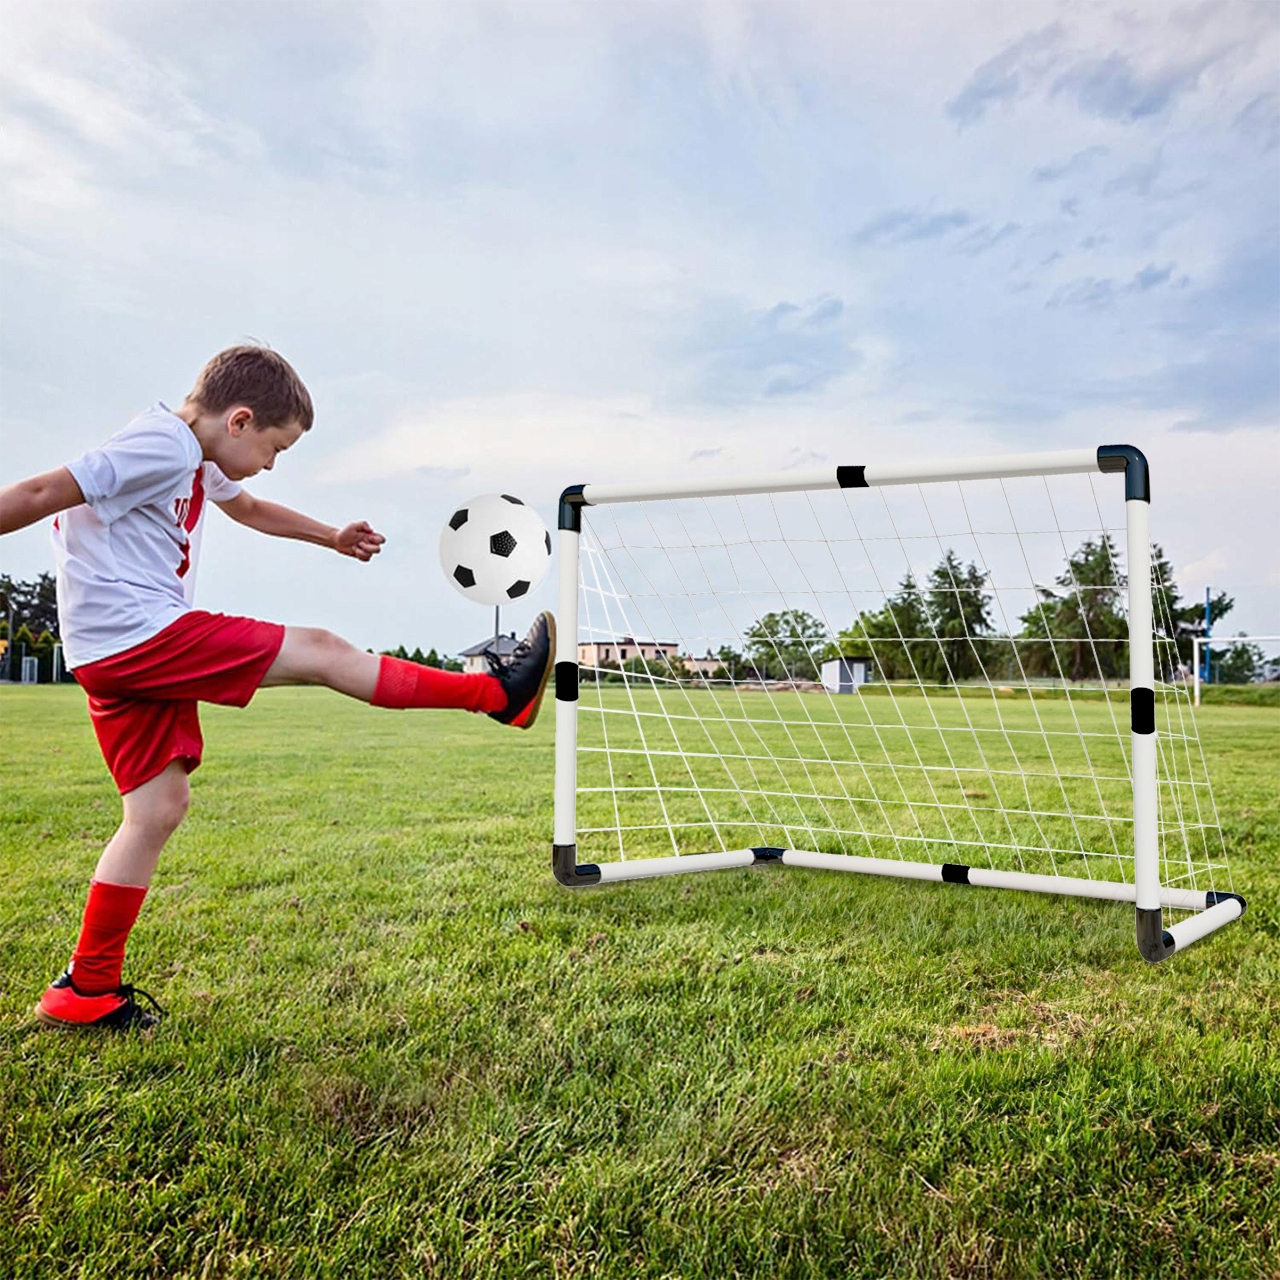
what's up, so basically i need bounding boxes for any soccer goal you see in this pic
[551,445,1245,963]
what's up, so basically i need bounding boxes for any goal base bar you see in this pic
[551,844,1244,960]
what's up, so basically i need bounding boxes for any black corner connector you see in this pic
[1097,445,1150,503]
[1205,891,1247,914]
[559,485,587,532]
[751,846,785,862]
[1136,906,1175,963]
[553,843,601,887]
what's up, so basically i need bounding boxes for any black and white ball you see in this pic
[438,493,553,606]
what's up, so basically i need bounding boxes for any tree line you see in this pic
[816,537,1243,685]
[0,573,68,682]
[376,645,465,672]
[611,537,1266,687]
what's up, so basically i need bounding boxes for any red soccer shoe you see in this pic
[35,972,164,1032]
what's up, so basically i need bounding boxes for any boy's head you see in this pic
[184,345,313,480]
[187,345,313,432]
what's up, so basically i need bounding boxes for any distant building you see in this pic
[578,637,681,667]
[821,656,873,693]
[460,632,521,674]
[682,651,723,678]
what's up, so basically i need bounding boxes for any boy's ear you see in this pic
[226,406,255,435]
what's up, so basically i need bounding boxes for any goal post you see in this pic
[1193,635,1280,706]
[551,444,1244,963]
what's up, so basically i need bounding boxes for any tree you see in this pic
[1020,535,1129,682]
[11,623,35,679]
[714,645,756,682]
[0,573,59,639]
[1213,638,1264,685]
[743,610,828,681]
[1150,545,1233,669]
[32,629,56,682]
[830,573,933,682]
[620,654,683,681]
[920,552,993,684]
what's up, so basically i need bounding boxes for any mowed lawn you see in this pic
[1,686,1277,1278]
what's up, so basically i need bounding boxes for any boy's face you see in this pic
[220,409,305,480]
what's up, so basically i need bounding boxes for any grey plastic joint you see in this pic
[1097,445,1151,503]
[553,843,601,887]
[559,485,587,532]
[1136,906,1175,963]
[1206,891,1247,913]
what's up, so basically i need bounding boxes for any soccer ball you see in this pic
[438,493,553,606]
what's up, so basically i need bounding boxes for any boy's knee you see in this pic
[128,769,190,836]
[153,785,190,836]
[302,627,356,670]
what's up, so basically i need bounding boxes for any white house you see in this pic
[578,636,681,667]
[821,656,873,693]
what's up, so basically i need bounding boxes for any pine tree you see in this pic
[921,552,993,684]
[1018,535,1128,681]
[829,573,937,682]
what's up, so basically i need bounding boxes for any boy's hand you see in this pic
[333,521,385,561]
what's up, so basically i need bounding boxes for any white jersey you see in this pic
[51,404,241,669]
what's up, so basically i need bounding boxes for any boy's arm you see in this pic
[216,491,385,562]
[0,468,86,536]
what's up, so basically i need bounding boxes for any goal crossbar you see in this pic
[551,444,1245,963]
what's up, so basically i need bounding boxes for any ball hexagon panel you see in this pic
[438,492,553,606]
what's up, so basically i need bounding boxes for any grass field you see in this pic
[1,685,1277,1278]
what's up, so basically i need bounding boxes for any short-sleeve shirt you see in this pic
[51,404,241,668]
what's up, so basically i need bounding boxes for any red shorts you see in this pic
[73,611,286,794]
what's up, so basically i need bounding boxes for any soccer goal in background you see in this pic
[550,446,1245,963]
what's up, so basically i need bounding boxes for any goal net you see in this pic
[550,446,1244,962]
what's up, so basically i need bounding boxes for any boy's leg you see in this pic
[260,612,556,727]
[36,762,188,1029]
[261,627,504,708]
[94,758,191,888]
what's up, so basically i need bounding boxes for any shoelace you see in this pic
[486,632,535,676]
[117,984,166,1021]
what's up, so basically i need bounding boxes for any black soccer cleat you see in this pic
[487,611,556,730]
[35,971,165,1032]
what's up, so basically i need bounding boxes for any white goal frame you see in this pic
[551,445,1245,963]
[1193,635,1280,706]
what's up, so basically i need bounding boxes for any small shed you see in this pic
[821,656,873,693]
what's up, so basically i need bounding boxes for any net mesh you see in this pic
[573,472,1231,907]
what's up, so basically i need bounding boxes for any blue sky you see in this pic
[2,0,1277,650]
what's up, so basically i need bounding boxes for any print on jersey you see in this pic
[174,468,205,579]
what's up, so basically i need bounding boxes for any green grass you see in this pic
[1,686,1277,1278]
[1200,683,1280,707]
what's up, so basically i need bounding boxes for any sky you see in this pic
[2,0,1277,653]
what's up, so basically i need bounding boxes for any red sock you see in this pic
[370,656,506,713]
[69,880,148,995]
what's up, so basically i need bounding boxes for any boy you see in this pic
[0,345,554,1032]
